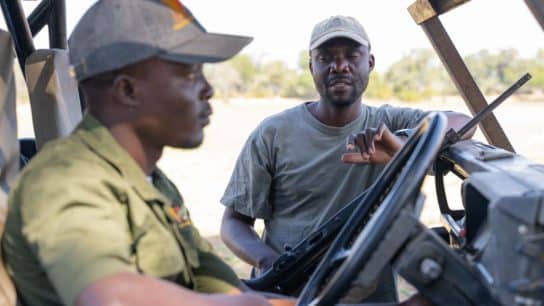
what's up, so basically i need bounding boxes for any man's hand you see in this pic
[341,123,404,164]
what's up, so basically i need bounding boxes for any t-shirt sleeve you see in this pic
[381,105,430,131]
[19,171,136,306]
[220,125,274,220]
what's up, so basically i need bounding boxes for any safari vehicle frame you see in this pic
[1,1,544,306]
[1,0,67,73]
[1,0,82,161]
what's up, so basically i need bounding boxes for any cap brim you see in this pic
[309,30,369,50]
[158,32,253,64]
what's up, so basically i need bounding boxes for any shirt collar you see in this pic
[74,112,170,204]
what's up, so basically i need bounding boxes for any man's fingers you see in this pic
[346,134,357,151]
[376,123,386,140]
[373,124,385,147]
[341,153,371,164]
[342,124,398,164]
[346,124,389,158]
[365,131,375,154]
[355,133,370,159]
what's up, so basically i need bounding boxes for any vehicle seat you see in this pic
[24,49,82,150]
[18,139,37,169]
[0,29,19,306]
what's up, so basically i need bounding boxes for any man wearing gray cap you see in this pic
[221,15,473,303]
[2,1,293,306]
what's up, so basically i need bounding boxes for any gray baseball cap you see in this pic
[69,0,253,81]
[309,16,370,50]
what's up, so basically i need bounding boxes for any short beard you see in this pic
[325,89,360,107]
[323,80,365,107]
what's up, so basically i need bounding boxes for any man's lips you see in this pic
[199,111,212,126]
[328,80,352,92]
[199,105,212,126]
[199,116,210,126]
[328,78,352,87]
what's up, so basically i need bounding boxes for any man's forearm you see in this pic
[444,111,475,140]
[221,208,280,270]
[223,226,279,270]
[75,272,272,306]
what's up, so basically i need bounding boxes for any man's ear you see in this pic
[368,54,375,72]
[111,74,140,108]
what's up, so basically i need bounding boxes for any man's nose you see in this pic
[331,57,349,73]
[201,77,214,101]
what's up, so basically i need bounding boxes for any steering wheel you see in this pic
[296,112,448,306]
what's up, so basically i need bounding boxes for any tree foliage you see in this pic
[206,48,544,102]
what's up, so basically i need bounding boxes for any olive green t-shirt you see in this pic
[221,102,427,302]
[222,102,427,253]
[3,113,240,306]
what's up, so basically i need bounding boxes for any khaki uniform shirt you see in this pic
[3,114,240,306]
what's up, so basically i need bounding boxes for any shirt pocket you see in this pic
[128,201,187,279]
[134,225,186,279]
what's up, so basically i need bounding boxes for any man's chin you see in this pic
[180,142,202,149]
[329,98,357,107]
[172,135,204,149]
[325,91,361,107]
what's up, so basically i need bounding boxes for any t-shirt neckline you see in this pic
[300,101,367,136]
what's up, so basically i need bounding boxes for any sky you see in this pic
[3,0,544,72]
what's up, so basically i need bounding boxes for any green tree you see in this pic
[464,48,536,94]
[297,50,310,72]
[283,72,316,99]
[247,60,293,97]
[365,72,393,100]
[282,50,315,99]
[385,49,440,101]
[204,48,544,101]
[229,54,257,93]
[527,49,544,92]
[204,62,242,99]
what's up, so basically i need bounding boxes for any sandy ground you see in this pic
[155,97,544,236]
[15,97,544,291]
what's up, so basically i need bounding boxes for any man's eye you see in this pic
[318,56,329,62]
[348,53,360,59]
[186,72,198,81]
